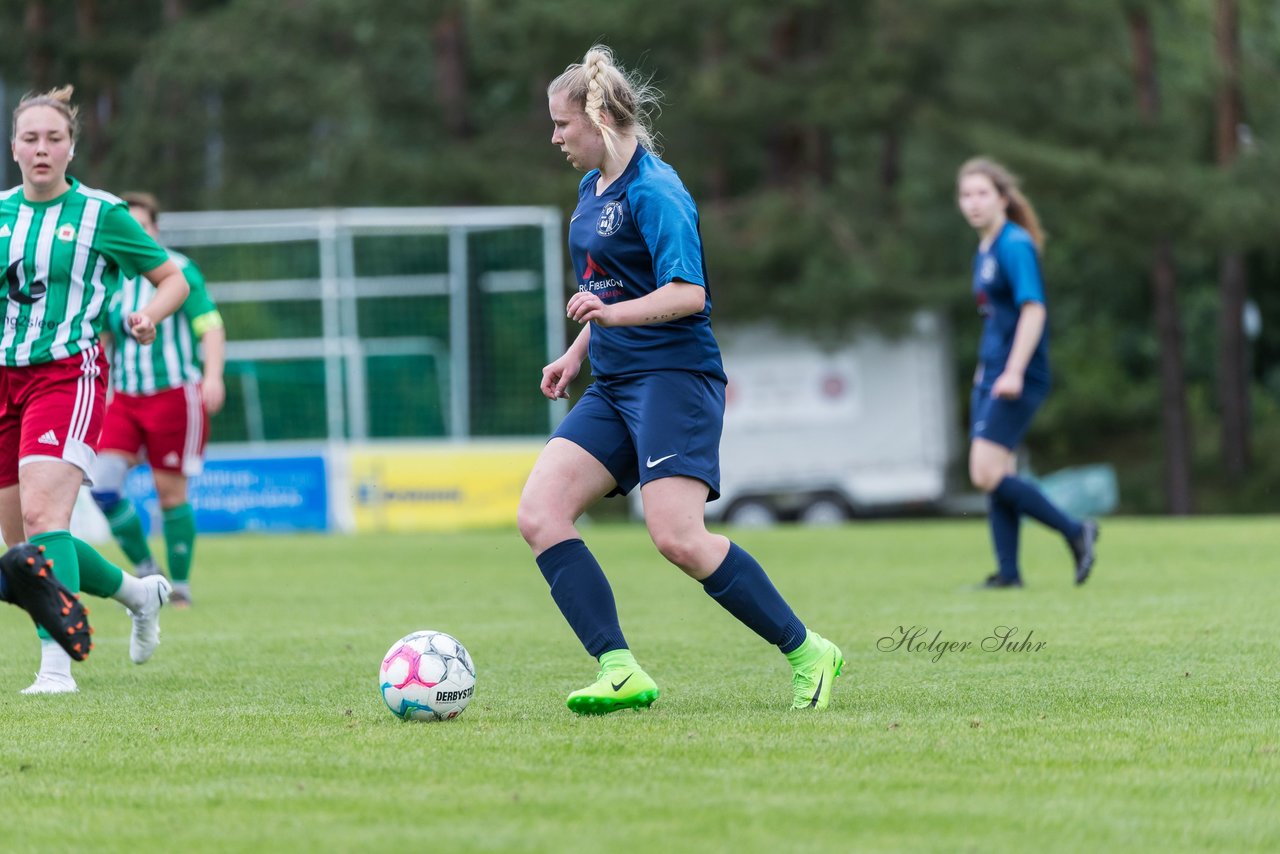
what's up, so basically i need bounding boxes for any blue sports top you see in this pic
[971,220,1050,390]
[569,146,726,382]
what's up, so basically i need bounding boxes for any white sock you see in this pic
[37,639,73,679]
[113,572,148,611]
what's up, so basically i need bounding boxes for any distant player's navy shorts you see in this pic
[970,384,1049,450]
[552,370,725,500]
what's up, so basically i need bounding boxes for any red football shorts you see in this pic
[99,383,209,476]
[0,347,109,488]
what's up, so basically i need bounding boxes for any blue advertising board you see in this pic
[124,455,330,534]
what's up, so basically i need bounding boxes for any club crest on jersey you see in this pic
[56,224,77,242]
[979,255,997,284]
[596,201,624,237]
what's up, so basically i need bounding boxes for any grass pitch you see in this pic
[1,518,1277,852]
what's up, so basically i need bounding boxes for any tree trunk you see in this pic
[432,2,471,140]
[1214,0,1249,478]
[765,12,804,187]
[75,0,105,178]
[1127,7,1194,514]
[160,0,188,203]
[24,1,53,89]
[879,128,901,222]
[1152,241,1194,514]
[701,24,729,202]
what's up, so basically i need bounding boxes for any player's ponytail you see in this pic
[548,45,661,158]
[11,85,80,143]
[958,157,1045,252]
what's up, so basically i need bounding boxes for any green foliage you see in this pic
[2,0,1278,509]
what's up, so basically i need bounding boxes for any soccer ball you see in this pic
[378,630,476,721]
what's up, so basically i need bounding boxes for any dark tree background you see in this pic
[1,0,1276,513]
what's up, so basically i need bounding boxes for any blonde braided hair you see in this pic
[548,44,660,159]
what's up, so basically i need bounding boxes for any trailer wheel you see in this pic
[724,499,778,528]
[799,496,850,526]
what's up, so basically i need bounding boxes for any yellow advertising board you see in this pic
[349,442,543,532]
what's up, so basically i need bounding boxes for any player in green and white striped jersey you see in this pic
[2,86,190,693]
[93,192,226,609]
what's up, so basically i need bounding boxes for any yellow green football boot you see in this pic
[566,649,659,715]
[787,632,844,710]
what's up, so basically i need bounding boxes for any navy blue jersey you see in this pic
[972,221,1049,390]
[569,147,725,382]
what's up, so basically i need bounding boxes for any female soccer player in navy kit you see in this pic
[518,46,843,714]
[2,87,186,692]
[957,157,1098,588]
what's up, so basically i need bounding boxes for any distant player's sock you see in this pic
[988,492,1022,580]
[700,542,807,653]
[536,539,628,657]
[163,503,196,583]
[71,537,126,599]
[134,557,162,578]
[170,581,192,608]
[994,475,1083,541]
[28,532,79,643]
[104,498,154,567]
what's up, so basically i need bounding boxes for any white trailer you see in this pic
[706,313,958,525]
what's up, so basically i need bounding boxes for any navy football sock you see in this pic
[988,492,1021,579]
[536,539,628,658]
[701,542,807,653]
[994,475,1083,540]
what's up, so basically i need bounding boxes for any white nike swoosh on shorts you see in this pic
[646,453,678,469]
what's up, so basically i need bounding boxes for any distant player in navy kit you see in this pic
[957,157,1099,588]
[518,46,843,714]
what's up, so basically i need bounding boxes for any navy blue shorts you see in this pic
[551,371,725,500]
[970,384,1048,450]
